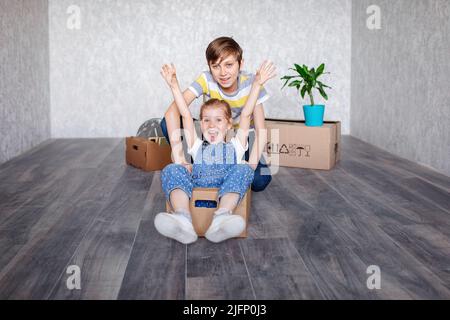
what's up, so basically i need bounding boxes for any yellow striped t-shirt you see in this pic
[188,71,270,128]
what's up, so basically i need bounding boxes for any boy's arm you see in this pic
[237,61,276,150]
[161,64,198,152]
[248,104,267,170]
[236,82,263,149]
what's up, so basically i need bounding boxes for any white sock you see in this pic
[174,209,192,221]
[214,207,232,216]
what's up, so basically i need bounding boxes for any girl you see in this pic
[155,61,276,244]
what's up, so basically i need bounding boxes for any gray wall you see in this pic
[351,0,450,176]
[0,0,50,164]
[49,0,351,138]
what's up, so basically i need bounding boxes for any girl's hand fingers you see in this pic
[266,63,276,73]
[265,62,274,73]
[260,60,268,71]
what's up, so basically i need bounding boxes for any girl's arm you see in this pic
[237,61,276,150]
[160,64,198,152]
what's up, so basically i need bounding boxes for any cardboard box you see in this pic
[126,136,172,171]
[264,119,341,170]
[166,188,251,238]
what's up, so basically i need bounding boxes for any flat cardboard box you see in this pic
[126,136,172,171]
[166,188,251,238]
[264,119,341,170]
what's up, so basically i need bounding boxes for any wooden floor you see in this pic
[0,136,449,300]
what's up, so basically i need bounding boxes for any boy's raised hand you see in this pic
[160,63,178,88]
[255,60,277,86]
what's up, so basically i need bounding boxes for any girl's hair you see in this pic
[200,99,232,122]
[206,37,243,67]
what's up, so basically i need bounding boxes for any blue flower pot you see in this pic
[303,105,325,127]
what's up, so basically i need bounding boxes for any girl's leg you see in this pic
[155,164,197,244]
[217,193,240,212]
[218,164,255,206]
[205,164,255,243]
[161,163,193,210]
[170,188,190,213]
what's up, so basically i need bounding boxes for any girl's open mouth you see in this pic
[208,129,219,143]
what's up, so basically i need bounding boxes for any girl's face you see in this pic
[200,107,232,144]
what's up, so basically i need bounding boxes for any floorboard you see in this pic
[0,136,449,299]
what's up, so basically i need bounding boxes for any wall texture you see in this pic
[0,0,50,164]
[49,0,351,137]
[352,0,450,176]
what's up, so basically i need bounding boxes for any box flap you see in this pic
[266,118,341,126]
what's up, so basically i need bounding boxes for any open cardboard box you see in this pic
[264,119,341,170]
[126,136,172,171]
[166,188,251,238]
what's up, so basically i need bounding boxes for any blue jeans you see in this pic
[162,163,254,208]
[160,117,272,192]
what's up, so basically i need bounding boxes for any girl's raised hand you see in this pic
[160,63,178,88]
[255,60,277,86]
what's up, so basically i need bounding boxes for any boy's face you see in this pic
[200,107,232,144]
[209,54,243,93]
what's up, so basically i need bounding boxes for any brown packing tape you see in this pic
[147,137,169,146]
[158,137,169,146]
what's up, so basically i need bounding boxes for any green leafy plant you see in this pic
[281,63,331,106]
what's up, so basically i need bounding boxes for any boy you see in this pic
[161,36,272,191]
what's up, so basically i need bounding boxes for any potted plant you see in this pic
[281,63,331,126]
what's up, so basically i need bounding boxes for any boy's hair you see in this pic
[200,99,232,122]
[206,37,243,67]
